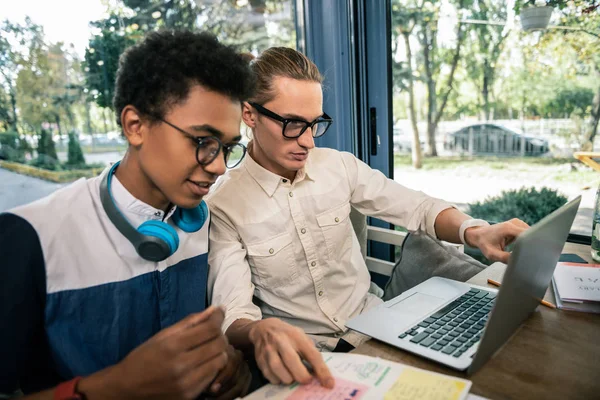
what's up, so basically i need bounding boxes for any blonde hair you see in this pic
[246,47,323,105]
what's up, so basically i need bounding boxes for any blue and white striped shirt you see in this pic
[0,167,210,394]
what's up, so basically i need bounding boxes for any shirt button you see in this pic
[318,290,323,296]
[154,211,161,217]
[301,228,306,234]
[311,261,316,267]
[282,179,287,183]
[334,217,340,223]
[333,317,339,322]
[289,192,294,197]
[269,248,274,254]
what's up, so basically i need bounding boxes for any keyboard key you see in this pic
[431,333,442,339]
[463,332,473,339]
[430,300,462,319]
[485,292,497,299]
[442,345,458,354]
[453,351,463,358]
[451,341,463,348]
[431,344,444,351]
[449,322,459,327]
[468,288,481,295]
[423,317,437,324]
[474,292,487,299]
[418,321,430,328]
[424,328,435,334]
[455,327,465,333]
[467,328,479,334]
[412,325,420,330]
[441,317,452,322]
[456,337,467,343]
[438,329,448,335]
[448,331,459,338]
[420,337,437,347]
[398,333,408,339]
[410,332,430,344]
[438,339,449,346]
[409,330,419,336]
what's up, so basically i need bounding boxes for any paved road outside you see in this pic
[0,168,64,212]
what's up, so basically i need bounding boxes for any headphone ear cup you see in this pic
[137,220,180,260]
[172,200,208,233]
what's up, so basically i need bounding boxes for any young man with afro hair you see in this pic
[0,30,259,400]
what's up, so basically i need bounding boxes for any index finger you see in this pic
[297,340,334,388]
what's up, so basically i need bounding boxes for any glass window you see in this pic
[390,0,599,243]
[0,0,297,211]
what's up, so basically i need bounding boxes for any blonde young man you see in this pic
[207,47,528,387]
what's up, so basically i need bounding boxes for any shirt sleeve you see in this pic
[206,204,262,334]
[340,151,454,239]
[0,213,52,395]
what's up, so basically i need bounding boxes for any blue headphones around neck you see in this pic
[99,161,208,262]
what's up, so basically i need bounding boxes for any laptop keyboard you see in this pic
[398,288,496,358]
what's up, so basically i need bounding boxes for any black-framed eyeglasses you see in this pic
[157,117,246,169]
[249,102,333,139]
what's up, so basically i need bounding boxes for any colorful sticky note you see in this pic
[287,377,369,400]
[383,368,468,400]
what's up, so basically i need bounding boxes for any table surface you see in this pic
[352,242,600,400]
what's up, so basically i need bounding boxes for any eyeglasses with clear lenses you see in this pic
[249,102,333,139]
[158,117,246,169]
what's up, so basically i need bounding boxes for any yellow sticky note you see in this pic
[384,367,468,400]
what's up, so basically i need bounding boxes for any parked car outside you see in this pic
[444,123,549,156]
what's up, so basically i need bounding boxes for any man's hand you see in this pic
[105,306,229,400]
[206,345,252,400]
[465,218,529,263]
[248,319,334,389]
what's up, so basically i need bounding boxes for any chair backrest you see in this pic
[350,207,464,277]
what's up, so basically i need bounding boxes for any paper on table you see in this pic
[243,353,471,400]
[286,377,369,400]
[553,262,600,302]
[383,367,469,400]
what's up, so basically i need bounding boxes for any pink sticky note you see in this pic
[286,377,369,400]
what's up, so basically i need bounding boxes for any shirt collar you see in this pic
[242,151,315,197]
[105,166,177,226]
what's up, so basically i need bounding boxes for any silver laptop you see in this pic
[346,196,581,375]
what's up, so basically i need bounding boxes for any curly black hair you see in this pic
[113,30,255,127]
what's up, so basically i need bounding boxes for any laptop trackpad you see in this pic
[386,292,446,319]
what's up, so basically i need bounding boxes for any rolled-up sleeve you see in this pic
[207,203,262,333]
[340,151,454,239]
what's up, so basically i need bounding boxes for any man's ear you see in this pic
[241,101,256,128]
[121,105,145,147]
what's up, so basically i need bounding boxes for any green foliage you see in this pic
[84,26,135,109]
[467,187,568,225]
[66,131,86,166]
[0,131,25,162]
[29,154,60,171]
[543,87,594,118]
[36,128,58,161]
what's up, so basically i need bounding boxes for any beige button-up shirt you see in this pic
[207,147,452,350]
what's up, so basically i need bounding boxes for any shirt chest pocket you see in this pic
[246,232,298,292]
[316,202,352,260]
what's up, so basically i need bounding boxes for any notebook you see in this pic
[243,352,471,400]
[552,261,600,313]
